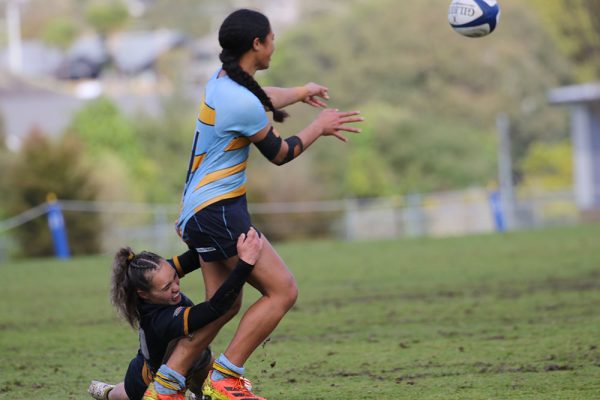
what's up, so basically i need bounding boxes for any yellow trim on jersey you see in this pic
[224,136,251,151]
[141,361,154,385]
[194,160,247,191]
[193,185,247,213]
[172,256,184,277]
[183,307,191,336]
[199,101,215,126]
[192,153,206,173]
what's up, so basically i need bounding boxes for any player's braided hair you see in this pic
[110,247,163,329]
[218,8,289,123]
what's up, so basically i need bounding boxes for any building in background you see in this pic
[549,82,600,218]
[0,0,303,150]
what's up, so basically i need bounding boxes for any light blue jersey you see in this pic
[177,70,269,233]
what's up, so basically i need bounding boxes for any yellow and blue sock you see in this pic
[154,365,185,395]
[211,353,244,381]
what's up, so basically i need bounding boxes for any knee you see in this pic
[278,276,298,312]
[287,288,299,312]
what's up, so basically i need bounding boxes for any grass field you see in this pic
[1,224,600,399]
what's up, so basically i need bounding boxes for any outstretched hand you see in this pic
[315,109,364,142]
[237,227,263,265]
[302,82,329,108]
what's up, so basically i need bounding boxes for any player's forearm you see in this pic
[186,260,254,332]
[294,119,327,153]
[258,121,322,166]
[264,86,307,109]
[207,259,254,313]
[168,249,201,278]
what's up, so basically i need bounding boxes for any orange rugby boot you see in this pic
[201,370,265,400]
[142,381,186,400]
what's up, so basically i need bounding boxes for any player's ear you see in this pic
[252,37,262,51]
[137,289,150,300]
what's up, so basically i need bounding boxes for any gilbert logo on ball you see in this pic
[448,0,500,38]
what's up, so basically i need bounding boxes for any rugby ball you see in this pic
[448,0,500,38]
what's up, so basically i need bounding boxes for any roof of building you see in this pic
[109,30,186,74]
[548,82,600,105]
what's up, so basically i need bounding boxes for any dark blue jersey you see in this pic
[120,249,254,399]
[137,293,195,372]
[133,257,253,373]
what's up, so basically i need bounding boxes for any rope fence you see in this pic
[0,188,580,260]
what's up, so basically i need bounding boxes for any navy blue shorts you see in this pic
[124,354,150,400]
[123,349,212,399]
[182,195,257,262]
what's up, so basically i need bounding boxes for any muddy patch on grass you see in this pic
[309,361,580,386]
[304,270,600,311]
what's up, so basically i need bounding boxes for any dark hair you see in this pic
[110,247,163,329]
[219,8,289,123]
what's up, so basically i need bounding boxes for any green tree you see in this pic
[42,17,78,49]
[0,114,11,220]
[85,0,129,37]
[133,93,197,203]
[6,130,101,257]
[346,130,392,197]
[520,140,573,190]
[140,0,235,38]
[67,97,150,201]
[349,102,496,195]
[19,0,80,41]
[530,0,600,81]
[265,0,571,195]
[70,97,139,160]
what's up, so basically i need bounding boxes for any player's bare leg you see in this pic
[203,236,297,400]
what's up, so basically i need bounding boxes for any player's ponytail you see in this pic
[110,247,163,329]
[218,9,289,123]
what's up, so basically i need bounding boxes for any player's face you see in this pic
[142,261,181,305]
[256,31,275,70]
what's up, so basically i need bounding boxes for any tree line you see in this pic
[1,0,598,257]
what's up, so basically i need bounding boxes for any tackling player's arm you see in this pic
[167,249,201,278]
[152,258,254,341]
[177,228,263,337]
[184,259,254,333]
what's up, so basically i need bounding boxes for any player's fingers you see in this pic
[336,125,362,133]
[237,233,246,245]
[247,227,258,240]
[310,98,328,108]
[337,110,361,118]
[331,130,348,142]
[304,98,320,108]
[308,96,327,107]
[247,228,263,252]
[339,116,365,124]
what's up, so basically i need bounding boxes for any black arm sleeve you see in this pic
[254,126,282,161]
[281,135,304,164]
[167,249,201,278]
[186,260,254,333]
[254,127,305,165]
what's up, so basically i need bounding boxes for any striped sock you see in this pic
[211,353,244,381]
[154,365,186,395]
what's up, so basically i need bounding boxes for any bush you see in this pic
[6,129,101,257]
[85,1,129,36]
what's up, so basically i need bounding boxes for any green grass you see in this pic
[1,224,600,399]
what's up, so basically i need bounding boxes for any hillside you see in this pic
[260,0,573,197]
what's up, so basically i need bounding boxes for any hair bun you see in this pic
[127,251,136,263]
